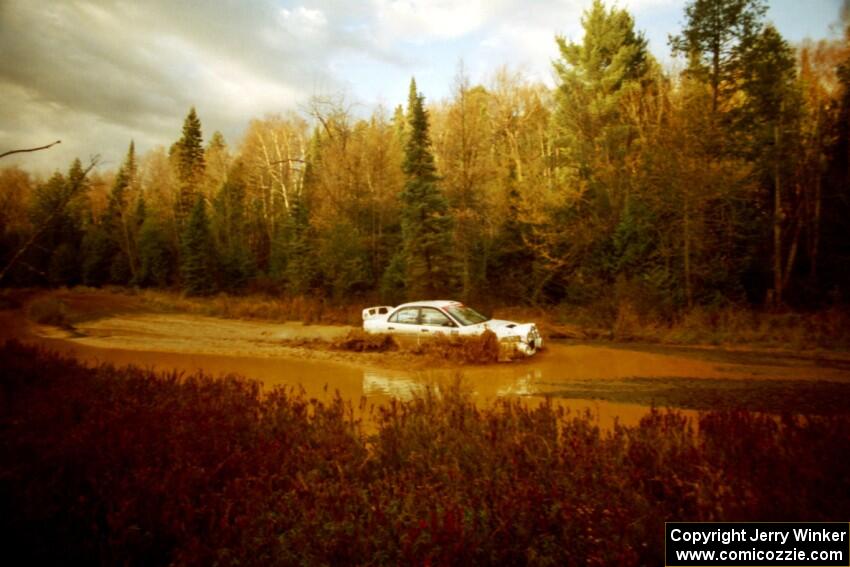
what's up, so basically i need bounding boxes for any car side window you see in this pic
[389,307,419,324]
[420,307,453,327]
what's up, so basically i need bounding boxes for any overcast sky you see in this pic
[0,0,844,175]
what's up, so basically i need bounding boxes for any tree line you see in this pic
[2,0,849,316]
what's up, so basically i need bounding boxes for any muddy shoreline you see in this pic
[4,289,850,420]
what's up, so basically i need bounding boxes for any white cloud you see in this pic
[278,6,329,38]
[472,1,588,86]
[371,0,494,40]
[620,0,683,9]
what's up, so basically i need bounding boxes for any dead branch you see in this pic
[0,140,61,160]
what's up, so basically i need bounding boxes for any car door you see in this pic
[418,307,458,336]
[385,306,420,335]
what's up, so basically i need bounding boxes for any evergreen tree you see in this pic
[180,197,217,295]
[80,143,139,286]
[29,172,70,281]
[105,142,138,283]
[550,0,654,300]
[137,215,175,288]
[174,108,205,225]
[738,25,802,305]
[554,0,651,177]
[490,165,536,303]
[81,223,114,286]
[29,160,89,286]
[670,0,767,113]
[213,166,255,292]
[397,78,454,297]
[48,243,78,286]
[278,194,318,295]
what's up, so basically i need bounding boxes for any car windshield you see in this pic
[444,305,489,326]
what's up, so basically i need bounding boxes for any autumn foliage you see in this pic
[1,341,849,565]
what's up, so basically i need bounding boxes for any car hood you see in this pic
[475,319,536,338]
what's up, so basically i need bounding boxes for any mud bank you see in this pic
[4,302,850,420]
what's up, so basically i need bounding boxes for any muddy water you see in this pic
[7,311,850,426]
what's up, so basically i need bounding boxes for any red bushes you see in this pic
[1,340,849,565]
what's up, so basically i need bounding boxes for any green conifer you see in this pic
[174,108,205,225]
[180,196,217,295]
[398,78,454,297]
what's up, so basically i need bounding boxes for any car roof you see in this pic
[395,300,463,309]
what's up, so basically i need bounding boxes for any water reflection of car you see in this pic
[362,300,543,356]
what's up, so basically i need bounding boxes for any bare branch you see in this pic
[0,140,61,160]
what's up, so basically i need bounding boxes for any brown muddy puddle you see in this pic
[9,311,850,423]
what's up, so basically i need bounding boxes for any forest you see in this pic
[2,0,849,323]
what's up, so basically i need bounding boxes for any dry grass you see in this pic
[136,289,363,325]
[658,306,850,349]
[532,301,850,350]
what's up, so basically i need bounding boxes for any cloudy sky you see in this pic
[0,0,844,174]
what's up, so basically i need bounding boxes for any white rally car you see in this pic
[362,300,543,356]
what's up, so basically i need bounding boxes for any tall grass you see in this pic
[137,289,363,325]
[535,301,850,348]
[2,341,849,565]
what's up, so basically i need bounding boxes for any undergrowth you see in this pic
[1,341,849,565]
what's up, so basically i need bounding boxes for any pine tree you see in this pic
[397,78,454,298]
[490,164,536,302]
[213,167,255,292]
[738,25,801,305]
[554,0,651,174]
[81,223,114,286]
[81,143,138,287]
[551,0,654,298]
[670,0,767,113]
[105,141,138,283]
[180,196,216,295]
[279,194,318,295]
[137,215,175,288]
[174,108,205,226]
[30,160,89,286]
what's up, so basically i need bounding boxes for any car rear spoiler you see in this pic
[362,305,394,321]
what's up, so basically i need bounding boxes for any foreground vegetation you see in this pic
[2,341,849,565]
